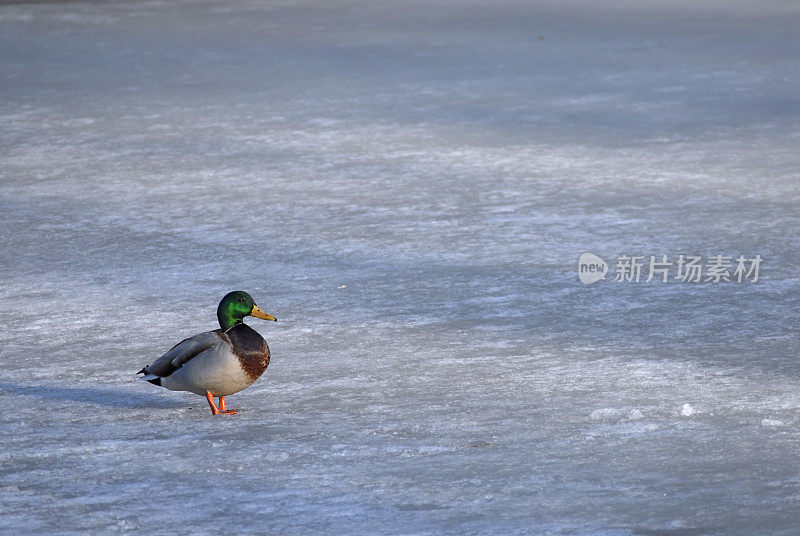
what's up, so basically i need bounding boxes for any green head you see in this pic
[217,290,277,331]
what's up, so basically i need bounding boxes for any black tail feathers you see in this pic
[137,367,162,386]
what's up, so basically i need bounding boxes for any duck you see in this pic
[137,291,277,415]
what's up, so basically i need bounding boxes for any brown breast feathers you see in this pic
[222,323,271,381]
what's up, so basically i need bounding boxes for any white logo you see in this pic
[577,253,762,284]
[578,253,608,284]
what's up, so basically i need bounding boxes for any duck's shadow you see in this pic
[0,382,184,409]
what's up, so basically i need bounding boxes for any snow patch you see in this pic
[590,408,621,421]
[761,418,784,427]
[626,409,645,420]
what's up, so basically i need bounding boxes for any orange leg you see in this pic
[205,391,220,415]
[218,396,238,415]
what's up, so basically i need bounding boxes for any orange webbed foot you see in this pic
[217,396,238,415]
[205,391,220,415]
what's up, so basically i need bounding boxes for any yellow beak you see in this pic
[250,304,277,321]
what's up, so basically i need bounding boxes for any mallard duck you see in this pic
[137,291,277,415]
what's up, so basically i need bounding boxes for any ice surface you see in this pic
[1,0,799,534]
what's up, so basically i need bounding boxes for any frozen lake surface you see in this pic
[1,0,799,534]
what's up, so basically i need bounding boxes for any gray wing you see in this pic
[138,331,224,379]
